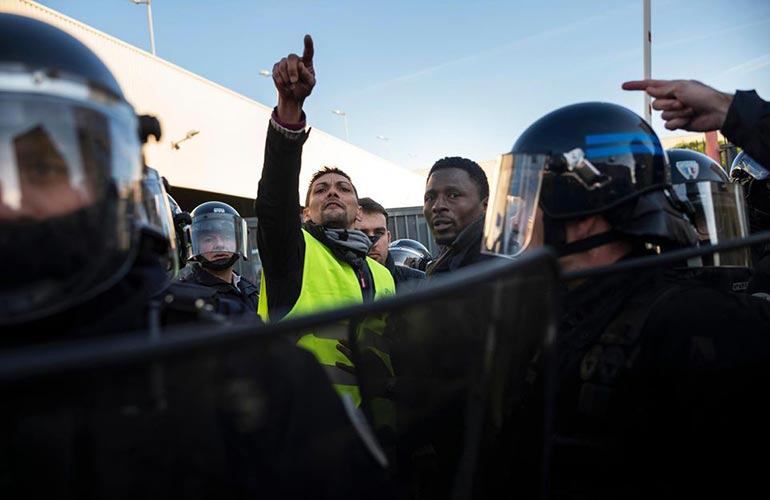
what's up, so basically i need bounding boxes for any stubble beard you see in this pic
[321,211,352,229]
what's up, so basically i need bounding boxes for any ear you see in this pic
[386,230,392,246]
[355,206,363,223]
[482,196,489,211]
[302,207,310,222]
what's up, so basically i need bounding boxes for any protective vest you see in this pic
[258,229,395,405]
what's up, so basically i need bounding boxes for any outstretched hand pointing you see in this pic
[273,34,316,104]
[622,79,733,132]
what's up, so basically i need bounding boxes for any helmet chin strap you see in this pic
[198,253,239,271]
[543,214,622,257]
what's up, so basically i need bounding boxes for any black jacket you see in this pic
[255,117,381,320]
[177,263,259,317]
[543,263,770,499]
[1,327,402,500]
[0,246,230,349]
[723,89,770,167]
[425,216,494,277]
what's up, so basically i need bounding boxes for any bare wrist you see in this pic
[716,91,734,123]
[276,99,304,123]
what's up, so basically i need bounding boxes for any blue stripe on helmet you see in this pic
[585,132,660,146]
[586,144,663,158]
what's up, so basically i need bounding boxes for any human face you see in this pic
[424,168,486,246]
[306,173,360,229]
[356,211,391,265]
[197,231,236,262]
[0,114,98,221]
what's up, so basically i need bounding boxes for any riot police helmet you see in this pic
[668,148,750,267]
[0,14,159,324]
[390,239,432,260]
[483,101,698,258]
[189,201,248,271]
[389,239,433,270]
[729,151,770,233]
[142,166,181,278]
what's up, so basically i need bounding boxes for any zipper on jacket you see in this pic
[358,268,367,289]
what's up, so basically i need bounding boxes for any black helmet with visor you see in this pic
[189,201,248,271]
[483,102,698,258]
[730,151,770,233]
[142,166,180,278]
[0,14,151,324]
[668,148,750,267]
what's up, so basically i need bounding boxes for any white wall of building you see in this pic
[1,0,427,208]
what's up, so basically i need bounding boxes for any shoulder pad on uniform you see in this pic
[161,281,218,313]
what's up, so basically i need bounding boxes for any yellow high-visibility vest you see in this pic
[258,229,395,405]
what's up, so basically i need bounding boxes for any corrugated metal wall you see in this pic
[387,206,439,257]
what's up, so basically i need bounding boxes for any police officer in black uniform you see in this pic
[730,151,770,295]
[177,201,260,317]
[0,12,218,345]
[667,147,753,293]
[484,101,770,499]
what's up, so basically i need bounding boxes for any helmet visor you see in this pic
[142,170,179,276]
[0,91,144,323]
[191,213,248,262]
[731,155,770,182]
[483,153,545,258]
[673,181,751,266]
[2,96,102,217]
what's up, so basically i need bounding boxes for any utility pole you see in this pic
[131,0,156,56]
[643,0,651,124]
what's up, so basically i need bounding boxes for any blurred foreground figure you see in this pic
[484,101,770,499]
[730,151,770,294]
[0,13,188,341]
[667,148,753,292]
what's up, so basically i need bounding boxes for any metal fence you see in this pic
[386,206,438,257]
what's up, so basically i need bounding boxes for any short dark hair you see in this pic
[428,156,489,200]
[358,197,388,219]
[305,166,358,206]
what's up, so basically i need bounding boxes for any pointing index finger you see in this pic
[302,34,314,65]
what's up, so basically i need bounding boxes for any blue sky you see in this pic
[37,0,770,170]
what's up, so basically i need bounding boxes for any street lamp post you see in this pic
[131,0,156,56]
[331,109,349,142]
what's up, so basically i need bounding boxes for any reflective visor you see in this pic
[483,153,545,258]
[1,96,106,219]
[0,89,144,323]
[191,213,248,261]
[673,181,751,266]
[142,170,179,275]
[734,156,770,181]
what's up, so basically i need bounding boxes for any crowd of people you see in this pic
[2,14,770,499]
